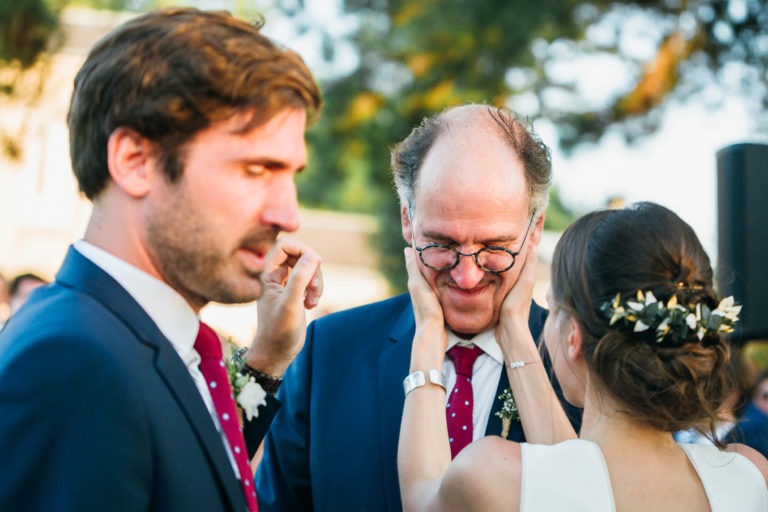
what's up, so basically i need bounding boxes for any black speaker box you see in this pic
[717,143,768,343]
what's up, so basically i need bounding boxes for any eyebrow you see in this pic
[243,158,306,173]
[419,229,521,246]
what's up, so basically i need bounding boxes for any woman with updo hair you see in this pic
[399,202,768,511]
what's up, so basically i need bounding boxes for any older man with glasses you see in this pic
[256,104,581,511]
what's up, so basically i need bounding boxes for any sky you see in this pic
[541,96,764,261]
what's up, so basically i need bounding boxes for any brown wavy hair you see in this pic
[550,202,732,435]
[68,7,321,199]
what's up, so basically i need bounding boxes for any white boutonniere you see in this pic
[226,341,267,423]
[495,388,519,439]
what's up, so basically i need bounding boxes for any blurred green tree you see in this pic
[4,0,766,290]
[291,0,768,290]
[0,0,156,157]
[0,0,64,157]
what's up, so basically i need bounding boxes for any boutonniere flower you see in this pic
[495,388,519,439]
[225,341,267,424]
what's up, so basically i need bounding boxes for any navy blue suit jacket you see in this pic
[256,293,579,511]
[0,247,277,511]
[726,401,768,458]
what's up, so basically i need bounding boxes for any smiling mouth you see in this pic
[445,283,490,299]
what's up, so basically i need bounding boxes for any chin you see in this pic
[208,279,263,305]
[445,316,494,337]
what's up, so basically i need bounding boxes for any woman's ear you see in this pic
[106,127,153,198]
[566,318,584,362]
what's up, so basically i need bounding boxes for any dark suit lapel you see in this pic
[151,347,246,510]
[484,365,526,441]
[484,366,507,438]
[377,299,414,512]
[56,247,246,511]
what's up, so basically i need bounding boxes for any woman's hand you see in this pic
[404,247,447,368]
[405,247,444,328]
[496,248,537,349]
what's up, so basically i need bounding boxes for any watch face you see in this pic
[403,371,427,395]
[403,370,447,396]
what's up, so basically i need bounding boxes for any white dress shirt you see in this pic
[73,240,239,474]
[444,329,504,440]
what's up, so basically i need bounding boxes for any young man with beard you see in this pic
[0,8,321,511]
[256,105,580,511]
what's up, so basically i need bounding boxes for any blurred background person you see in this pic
[0,273,9,329]
[675,348,755,445]
[7,272,47,317]
[727,370,768,458]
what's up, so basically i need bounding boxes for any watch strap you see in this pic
[233,347,283,394]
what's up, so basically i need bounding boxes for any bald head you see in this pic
[391,105,552,218]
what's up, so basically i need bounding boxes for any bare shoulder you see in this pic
[726,443,768,483]
[440,437,523,512]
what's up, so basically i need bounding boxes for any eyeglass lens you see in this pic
[419,247,513,272]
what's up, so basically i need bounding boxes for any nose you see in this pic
[261,174,300,233]
[449,251,486,289]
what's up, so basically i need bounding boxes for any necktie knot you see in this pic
[447,345,482,377]
[195,321,223,361]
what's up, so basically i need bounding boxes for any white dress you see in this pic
[520,439,768,511]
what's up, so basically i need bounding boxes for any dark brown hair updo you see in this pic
[550,202,732,434]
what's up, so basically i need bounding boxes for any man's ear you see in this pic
[106,127,154,198]
[401,206,412,244]
[566,317,584,362]
[528,209,546,248]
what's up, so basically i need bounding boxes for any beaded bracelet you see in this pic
[507,360,538,369]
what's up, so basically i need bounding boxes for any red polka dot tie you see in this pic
[446,345,483,459]
[195,322,259,512]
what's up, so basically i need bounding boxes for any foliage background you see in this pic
[2,0,767,291]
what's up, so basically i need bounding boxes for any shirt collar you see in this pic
[446,328,503,365]
[73,240,200,365]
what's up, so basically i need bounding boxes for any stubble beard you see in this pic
[146,200,276,308]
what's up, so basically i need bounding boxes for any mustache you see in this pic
[240,229,279,251]
[437,273,496,289]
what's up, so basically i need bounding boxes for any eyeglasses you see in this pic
[411,213,535,274]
